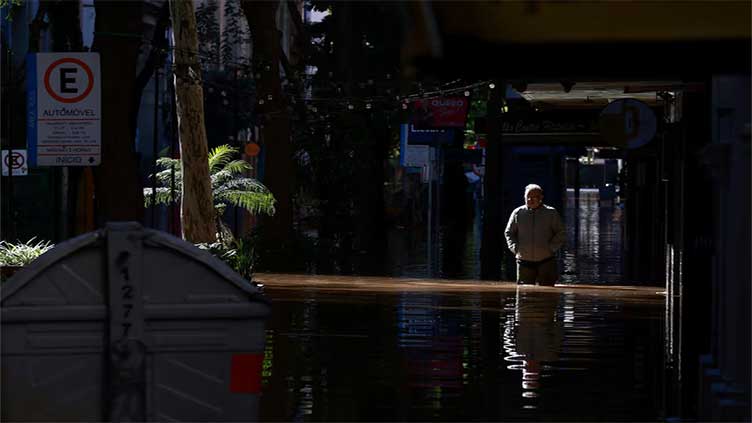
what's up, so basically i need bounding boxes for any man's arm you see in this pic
[504,210,518,254]
[549,210,566,253]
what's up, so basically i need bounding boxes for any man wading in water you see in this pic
[504,184,566,286]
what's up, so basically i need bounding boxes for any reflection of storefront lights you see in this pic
[501,105,508,113]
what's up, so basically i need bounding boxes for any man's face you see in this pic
[525,189,543,209]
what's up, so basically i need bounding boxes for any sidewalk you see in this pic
[255,272,665,302]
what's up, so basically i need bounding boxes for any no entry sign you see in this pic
[27,53,101,166]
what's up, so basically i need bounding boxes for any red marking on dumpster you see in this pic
[230,353,263,393]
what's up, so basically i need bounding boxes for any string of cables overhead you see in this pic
[147,42,495,112]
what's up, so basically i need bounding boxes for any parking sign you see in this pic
[27,53,101,166]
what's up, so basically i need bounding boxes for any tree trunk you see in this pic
[169,0,216,243]
[92,1,145,224]
[242,0,294,264]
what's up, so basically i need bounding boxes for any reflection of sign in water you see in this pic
[599,99,656,149]
[2,150,28,176]
[411,97,469,129]
[27,53,101,166]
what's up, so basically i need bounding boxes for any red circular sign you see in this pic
[245,142,261,157]
[43,57,94,104]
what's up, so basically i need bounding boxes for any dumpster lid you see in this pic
[1,223,266,305]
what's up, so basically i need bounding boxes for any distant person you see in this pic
[504,184,566,286]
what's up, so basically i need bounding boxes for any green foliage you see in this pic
[0,0,23,9]
[221,0,249,65]
[195,0,249,68]
[195,0,221,67]
[464,97,489,146]
[143,144,276,219]
[0,0,23,20]
[0,237,53,267]
[195,235,257,280]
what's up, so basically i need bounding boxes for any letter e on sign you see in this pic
[44,58,94,103]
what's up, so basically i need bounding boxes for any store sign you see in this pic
[599,99,657,149]
[501,111,600,134]
[400,124,431,167]
[410,97,469,129]
[406,124,456,145]
[27,53,101,166]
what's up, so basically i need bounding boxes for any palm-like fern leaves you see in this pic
[144,145,275,217]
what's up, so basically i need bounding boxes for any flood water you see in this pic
[386,189,626,285]
[560,189,624,285]
[257,278,666,421]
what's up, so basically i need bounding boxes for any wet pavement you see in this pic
[255,274,666,421]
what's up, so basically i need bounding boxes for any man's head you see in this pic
[524,184,544,209]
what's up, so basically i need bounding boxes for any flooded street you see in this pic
[385,189,627,285]
[560,189,625,285]
[256,275,666,421]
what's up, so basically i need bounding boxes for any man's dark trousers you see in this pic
[517,256,558,286]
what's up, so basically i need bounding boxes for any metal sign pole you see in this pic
[427,150,432,277]
[435,146,442,274]
[6,46,14,241]
[151,67,160,227]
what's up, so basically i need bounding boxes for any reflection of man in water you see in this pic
[513,288,564,402]
[504,184,566,286]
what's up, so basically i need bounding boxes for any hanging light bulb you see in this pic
[464,90,470,97]
[258,99,265,105]
[366,103,372,109]
[347,104,354,110]
[267,94,273,100]
[488,83,496,89]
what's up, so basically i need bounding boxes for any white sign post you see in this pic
[27,53,101,166]
[2,150,28,176]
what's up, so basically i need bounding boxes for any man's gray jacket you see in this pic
[505,204,566,262]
